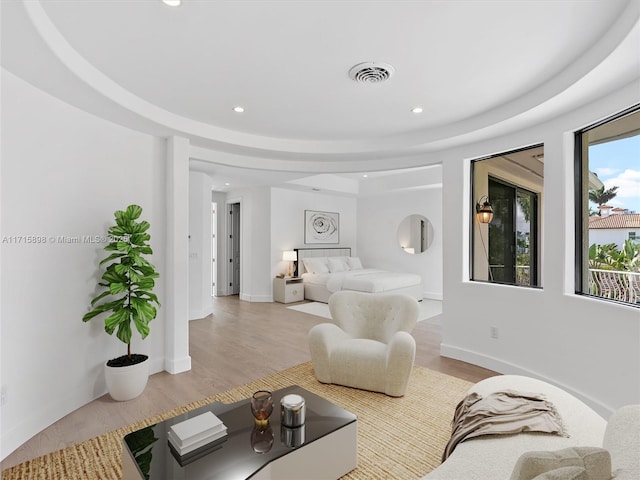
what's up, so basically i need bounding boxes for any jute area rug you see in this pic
[2,362,472,480]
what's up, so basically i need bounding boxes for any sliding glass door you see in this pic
[488,177,538,286]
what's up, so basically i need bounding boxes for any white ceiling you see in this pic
[2,0,639,191]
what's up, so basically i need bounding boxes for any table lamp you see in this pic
[282,250,297,277]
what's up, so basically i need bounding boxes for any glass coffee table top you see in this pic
[123,385,357,479]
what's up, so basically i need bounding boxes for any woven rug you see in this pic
[1,362,471,480]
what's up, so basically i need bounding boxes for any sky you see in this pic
[589,134,640,213]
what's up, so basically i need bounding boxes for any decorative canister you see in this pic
[280,394,306,427]
[281,424,305,447]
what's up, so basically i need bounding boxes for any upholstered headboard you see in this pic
[295,247,351,276]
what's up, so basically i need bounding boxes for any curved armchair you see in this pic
[308,291,419,397]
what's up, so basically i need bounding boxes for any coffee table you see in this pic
[122,385,358,479]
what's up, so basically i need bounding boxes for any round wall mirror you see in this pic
[397,215,433,254]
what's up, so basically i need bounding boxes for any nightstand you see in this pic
[273,277,304,303]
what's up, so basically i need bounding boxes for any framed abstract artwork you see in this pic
[304,210,339,244]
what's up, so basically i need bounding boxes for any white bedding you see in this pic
[303,268,421,294]
[302,272,331,286]
[297,252,423,301]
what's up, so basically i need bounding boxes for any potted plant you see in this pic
[83,204,160,401]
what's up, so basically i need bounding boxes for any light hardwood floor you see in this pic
[1,296,497,470]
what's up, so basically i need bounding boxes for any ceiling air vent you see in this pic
[348,62,394,83]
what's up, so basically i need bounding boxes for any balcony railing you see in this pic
[589,269,640,304]
[487,267,640,303]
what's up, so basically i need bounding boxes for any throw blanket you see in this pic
[442,390,567,461]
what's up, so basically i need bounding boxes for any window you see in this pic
[471,144,543,287]
[575,105,640,306]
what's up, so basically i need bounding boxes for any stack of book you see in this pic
[168,411,227,457]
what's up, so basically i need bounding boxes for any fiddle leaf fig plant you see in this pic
[83,205,160,360]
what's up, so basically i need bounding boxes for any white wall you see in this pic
[189,171,213,320]
[271,188,357,284]
[357,184,443,300]
[0,70,167,458]
[164,137,191,375]
[441,80,640,416]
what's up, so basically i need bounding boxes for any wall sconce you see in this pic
[475,195,494,224]
[282,250,297,277]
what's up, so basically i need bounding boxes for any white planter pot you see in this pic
[104,356,150,401]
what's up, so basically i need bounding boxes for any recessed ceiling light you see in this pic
[224,182,231,186]
[362,174,368,178]
[162,0,181,6]
[233,106,245,113]
[411,107,423,114]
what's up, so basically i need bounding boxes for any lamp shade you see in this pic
[282,250,297,262]
[475,197,494,224]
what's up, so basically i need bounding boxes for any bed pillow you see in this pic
[347,256,363,270]
[328,257,350,273]
[302,257,329,274]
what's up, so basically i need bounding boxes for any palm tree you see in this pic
[588,186,619,214]
[589,240,640,272]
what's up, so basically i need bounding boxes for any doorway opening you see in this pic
[487,177,539,286]
[228,202,241,295]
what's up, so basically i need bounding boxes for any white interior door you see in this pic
[211,202,217,296]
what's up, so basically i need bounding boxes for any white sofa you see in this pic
[423,375,640,480]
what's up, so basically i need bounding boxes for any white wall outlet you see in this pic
[490,326,499,339]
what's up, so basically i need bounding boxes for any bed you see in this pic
[295,247,423,303]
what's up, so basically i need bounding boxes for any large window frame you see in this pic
[470,144,543,288]
[574,104,640,307]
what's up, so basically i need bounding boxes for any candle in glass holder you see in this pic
[250,390,273,429]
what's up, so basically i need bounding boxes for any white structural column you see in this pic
[165,136,192,374]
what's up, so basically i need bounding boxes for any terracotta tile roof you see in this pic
[589,214,640,229]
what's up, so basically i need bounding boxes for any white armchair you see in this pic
[308,291,419,397]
